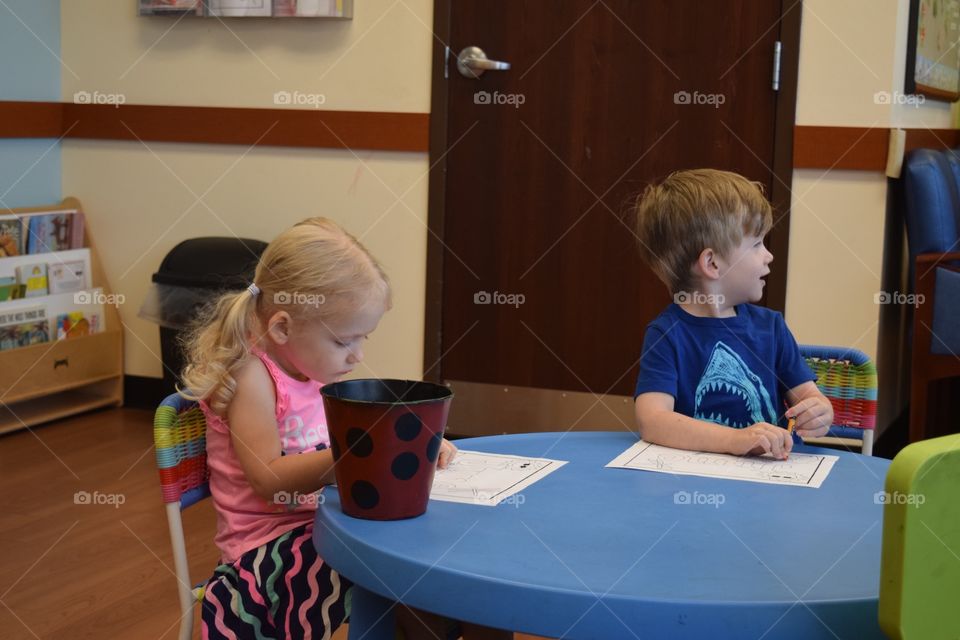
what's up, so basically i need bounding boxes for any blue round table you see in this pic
[313,432,890,639]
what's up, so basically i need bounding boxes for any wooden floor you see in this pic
[0,408,545,640]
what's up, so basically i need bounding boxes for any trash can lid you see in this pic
[152,236,268,290]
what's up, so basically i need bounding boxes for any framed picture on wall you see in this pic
[905,0,960,101]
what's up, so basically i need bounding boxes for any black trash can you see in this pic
[139,237,268,393]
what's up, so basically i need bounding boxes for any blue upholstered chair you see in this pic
[901,148,960,442]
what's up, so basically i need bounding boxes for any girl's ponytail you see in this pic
[179,286,260,416]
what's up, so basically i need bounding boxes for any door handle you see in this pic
[456,46,511,79]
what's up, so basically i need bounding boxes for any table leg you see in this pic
[348,586,396,640]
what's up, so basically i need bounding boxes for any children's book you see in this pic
[56,311,100,340]
[48,260,87,294]
[206,0,271,16]
[15,263,49,298]
[0,305,49,351]
[0,277,24,302]
[0,215,23,257]
[138,0,203,15]
[24,210,85,254]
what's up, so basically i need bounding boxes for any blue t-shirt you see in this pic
[634,303,815,429]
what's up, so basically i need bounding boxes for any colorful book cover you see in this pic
[48,260,87,294]
[0,277,23,302]
[0,305,48,351]
[0,214,23,257]
[25,211,85,254]
[15,263,49,298]
[56,311,99,340]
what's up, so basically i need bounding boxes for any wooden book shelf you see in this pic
[0,197,123,434]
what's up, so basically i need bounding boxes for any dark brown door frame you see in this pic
[423,0,803,383]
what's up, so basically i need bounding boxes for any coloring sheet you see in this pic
[430,451,568,506]
[606,440,837,488]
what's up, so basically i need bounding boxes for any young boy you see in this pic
[632,169,833,459]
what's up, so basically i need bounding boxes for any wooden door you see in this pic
[426,1,801,435]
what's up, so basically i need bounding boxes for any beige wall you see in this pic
[62,0,955,379]
[60,0,433,379]
[787,0,953,359]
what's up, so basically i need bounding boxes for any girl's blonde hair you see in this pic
[179,217,391,415]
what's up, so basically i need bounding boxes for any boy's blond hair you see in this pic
[632,168,772,294]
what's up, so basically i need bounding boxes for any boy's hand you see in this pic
[437,438,458,469]
[786,398,832,438]
[727,423,793,460]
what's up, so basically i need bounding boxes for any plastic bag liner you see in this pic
[137,237,268,329]
[138,283,222,329]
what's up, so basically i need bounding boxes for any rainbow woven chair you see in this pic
[799,345,878,455]
[154,392,210,640]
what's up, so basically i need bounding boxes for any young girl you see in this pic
[181,217,457,639]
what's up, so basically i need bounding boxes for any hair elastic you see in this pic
[247,283,260,297]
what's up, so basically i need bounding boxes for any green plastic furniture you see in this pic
[879,433,960,639]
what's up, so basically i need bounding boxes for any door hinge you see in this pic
[444,45,450,80]
[772,40,782,91]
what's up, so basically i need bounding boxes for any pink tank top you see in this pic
[203,350,331,563]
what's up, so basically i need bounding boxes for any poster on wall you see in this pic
[905,0,960,101]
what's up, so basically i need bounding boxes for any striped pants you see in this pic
[202,523,351,640]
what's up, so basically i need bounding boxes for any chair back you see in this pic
[903,148,960,267]
[154,392,210,508]
[799,345,877,454]
[879,433,960,639]
[153,391,210,640]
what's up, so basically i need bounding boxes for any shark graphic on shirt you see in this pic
[694,341,778,428]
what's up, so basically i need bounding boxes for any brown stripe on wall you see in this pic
[4,102,958,164]
[794,125,960,171]
[0,101,429,152]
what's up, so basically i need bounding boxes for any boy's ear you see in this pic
[695,247,721,281]
[265,310,293,345]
